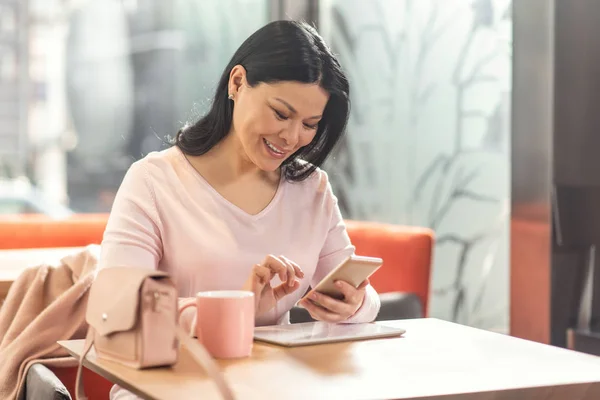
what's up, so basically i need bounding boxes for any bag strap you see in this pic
[75,326,235,400]
[175,325,235,400]
[75,328,95,400]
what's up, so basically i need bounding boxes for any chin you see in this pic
[252,143,292,172]
[256,159,285,173]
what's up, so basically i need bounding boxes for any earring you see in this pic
[228,93,234,100]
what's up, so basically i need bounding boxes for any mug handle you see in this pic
[178,301,198,338]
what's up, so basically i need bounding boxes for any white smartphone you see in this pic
[301,255,383,302]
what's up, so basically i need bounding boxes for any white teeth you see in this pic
[264,139,284,154]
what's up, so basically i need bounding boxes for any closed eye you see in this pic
[303,123,318,130]
[273,109,289,121]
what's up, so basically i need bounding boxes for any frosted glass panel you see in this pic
[320,0,512,332]
[61,0,268,211]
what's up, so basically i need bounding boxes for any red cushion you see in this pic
[50,366,113,400]
[345,220,434,314]
[0,214,107,250]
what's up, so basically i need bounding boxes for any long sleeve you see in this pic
[312,175,381,323]
[100,160,197,333]
[99,161,163,270]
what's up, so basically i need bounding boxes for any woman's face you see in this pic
[229,66,329,172]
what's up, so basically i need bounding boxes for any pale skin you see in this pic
[183,65,367,323]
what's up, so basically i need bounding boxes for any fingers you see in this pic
[280,255,305,281]
[272,280,301,301]
[300,299,345,323]
[305,291,354,316]
[335,280,365,306]
[298,280,368,322]
[252,264,272,286]
[262,254,292,285]
[253,255,305,303]
[278,256,297,287]
[263,254,304,287]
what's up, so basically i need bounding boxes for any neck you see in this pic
[186,130,277,184]
[212,133,259,178]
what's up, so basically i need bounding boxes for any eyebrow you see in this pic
[274,98,322,120]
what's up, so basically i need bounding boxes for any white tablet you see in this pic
[253,321,405,347]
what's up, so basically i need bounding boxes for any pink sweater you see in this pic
[99,146,380,325]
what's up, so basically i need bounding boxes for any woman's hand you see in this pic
[298,279,368,323]
[243,254,304,317]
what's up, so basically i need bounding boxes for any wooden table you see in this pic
[0,247,83,300]
[60,318,600,400]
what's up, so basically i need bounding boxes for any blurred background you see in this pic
[0,0,511,333]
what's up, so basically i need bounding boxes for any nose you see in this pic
[279,122,301,148]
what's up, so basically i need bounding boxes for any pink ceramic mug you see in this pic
[180,290,255,359]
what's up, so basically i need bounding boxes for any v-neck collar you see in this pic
[173,146,286,220]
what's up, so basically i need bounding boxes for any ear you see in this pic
[228,65,247,98]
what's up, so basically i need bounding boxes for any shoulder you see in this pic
[131,146,179,174]
[114,147,189,212]
[307,166,333,195]
[286,162,330,190]
[284,164,338,210]
[123,146,182,187]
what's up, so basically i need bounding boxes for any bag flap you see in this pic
[86,267,170,336]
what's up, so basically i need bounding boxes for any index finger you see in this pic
[262,254,288,283]
[277,256,298,287]
[280,255,304,279]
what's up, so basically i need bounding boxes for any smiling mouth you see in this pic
[263,138,286,156]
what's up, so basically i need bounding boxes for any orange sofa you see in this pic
[0,215,434,309]
[344,220,433,313]
[0,214,109,250]
[0,214,434,399]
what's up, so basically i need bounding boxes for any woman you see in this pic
[103,19,380,399]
